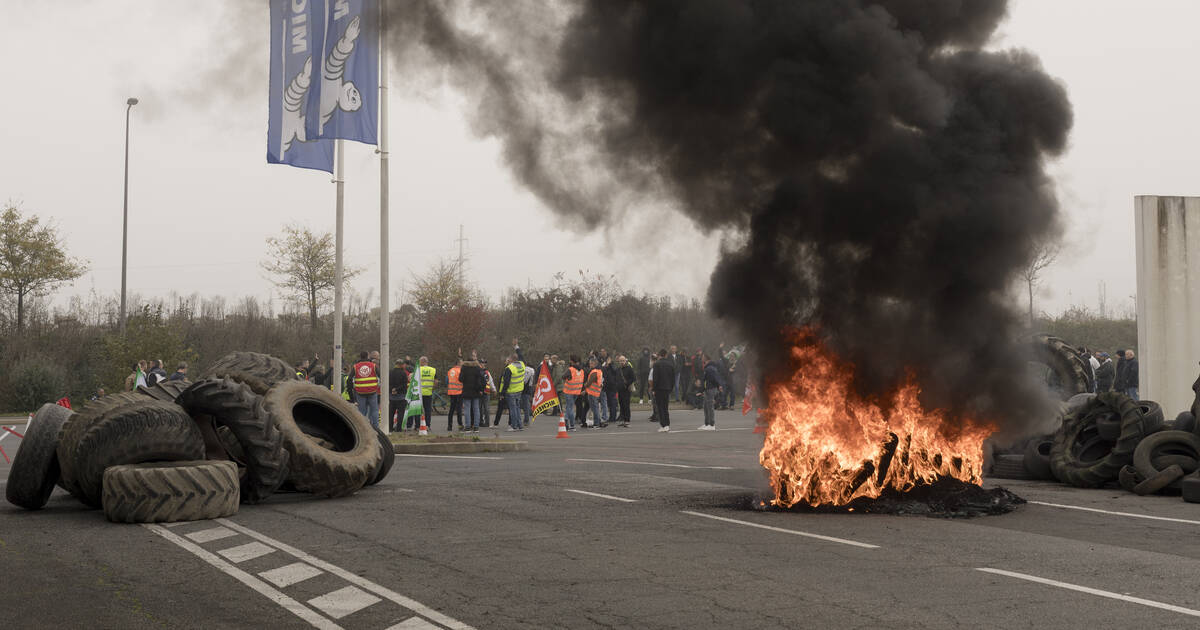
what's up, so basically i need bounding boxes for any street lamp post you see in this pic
[119,97,138,335]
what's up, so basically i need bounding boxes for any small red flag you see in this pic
[56,397,72,409]
[531,362,560,421]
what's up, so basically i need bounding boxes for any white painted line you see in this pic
[394,454,503,460]
[386,617,441,630]
[1029,501,1200,526]
[185,526,238,544]
[218,541,277,564]
[217,519,475,630]
[259,562,324,588]
[143,525,341,630]
[977,568,1200,618]
[307,585,382,620]
[160,521,192,528]
[680,511,880,549]
[565,489,638,503]
[568,458,733,470]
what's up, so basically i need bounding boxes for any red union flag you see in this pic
[531,362,560,421]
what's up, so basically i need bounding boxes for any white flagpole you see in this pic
[378,1,391,431]
[334,139,345,397]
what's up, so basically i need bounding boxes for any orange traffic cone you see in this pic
[419,416,429,436]
[555,417,570,439]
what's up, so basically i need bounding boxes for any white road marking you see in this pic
[259,562,324,588]
[394,454,504,460]
[185,526,239,544]
[143,524,342,630]
[1029,501,1200,526]
[568,458,733,470]
[565,489,638,503]
[680,511,880,549]
[307,585,382,620]
[218,541,277,563]
[217,518,475,630]
[977,568,1200,618]
[387,618,442,629]
[160,521,192,528]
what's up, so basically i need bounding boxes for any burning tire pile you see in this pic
[5,352,395,522]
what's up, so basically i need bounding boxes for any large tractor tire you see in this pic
[1030,335,1092,400]
[136,379,193,404]
[57,392,146,499]
[178,378,290,503]
[368,428,395,486]
[102,460,239,523]
[6,404,73,510]
[262,380,381,497]
[1050,391,1152,487]
[66,399,205,507]
[201,351,298,395]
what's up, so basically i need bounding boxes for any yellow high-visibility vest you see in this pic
[420,365,436,396]
[506,362,525,394]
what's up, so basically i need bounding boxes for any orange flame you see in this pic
[759,330,993,507]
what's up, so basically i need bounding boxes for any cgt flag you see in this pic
[531,363,559,421]
[267,0,334,172]
[305,0,379,145]
[404,368,423,422]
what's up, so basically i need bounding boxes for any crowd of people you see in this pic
[121,359,189,393]
[294,341,748,434]
[1076,346,1140,399]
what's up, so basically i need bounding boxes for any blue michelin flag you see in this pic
[305,0,379,145]
[267,0,335,173]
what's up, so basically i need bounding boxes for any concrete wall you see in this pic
[1134,195,1200,415]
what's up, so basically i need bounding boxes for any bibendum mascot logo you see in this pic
[281,15,364,153]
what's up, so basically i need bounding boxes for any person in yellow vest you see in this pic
[497,352,526,431]
[584,356,606,428]
[351,351,380,429]
[418,356,437,431]
[445,357,464,432]
[561,354,585,431]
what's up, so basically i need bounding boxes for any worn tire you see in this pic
[1065,393,1096,414]
[1050,391,1153,488]
[368,428,395,486]
[69,399,205,507]
[6,404,73,510]
[1135,401,1165,434]
[57,392,147,498]
[262,380,381,497]
[202,351,298,395]
[178,378,290,503]
[1119,465,1143,492]
[1132,464,1184,496]
[1132,430,1200,481]
[1183,475,1200,503]
[102,461,239,523]
[137,379,193,404]
[1170,411,1197,434]
[989,454,1035,480]
[1030,335,1092,400]
[1022,436,1055,481]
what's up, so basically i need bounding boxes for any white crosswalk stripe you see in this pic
[259,562,324,588]
[185,526,239,543]
[307,586,382,620]
[218,541,276,563]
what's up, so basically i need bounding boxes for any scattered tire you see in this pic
[1094,415,1122,442]
[262,380,382,497]
[989,454,1035,480]
[1050,391,1152,487]
[102,460,239,523]
[1132,464,1184,496]
[1135,401,1165,434]
[1150,454,1200,474]
[5,404,73,510]
[1183,475,1200,503]
[1132,430,1200,482]
[68,399,205,507]
[1065,393,1096,414]
[1022,436,1055,481]
[1119,465,1143,493]
[57,392,146,499]
[136,379,193,404]
[1029,335,1092,400]
[202,351,298,395]
[178,378,290,503]
[1170,411,1197,434]
[368,428,395,486]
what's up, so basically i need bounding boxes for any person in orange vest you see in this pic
[351,351,381,429]
[561,354,585,431]
[446,357,464,432]
[584,356,606,429]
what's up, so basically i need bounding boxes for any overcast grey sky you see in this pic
[1,1,1196,319]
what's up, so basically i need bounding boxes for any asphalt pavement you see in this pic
[3,408,1200,629]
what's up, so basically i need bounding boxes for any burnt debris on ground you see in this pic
[720,478,1025,519]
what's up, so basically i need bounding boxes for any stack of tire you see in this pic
[5,351,395,523]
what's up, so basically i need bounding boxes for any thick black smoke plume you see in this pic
[388,0,1072,429]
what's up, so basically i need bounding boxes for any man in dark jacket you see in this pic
[636,348,651,404]
[389,359,408,432]
[459,354,486,433]
[1094,352,1114,393]
[670,345,684,401]
[603,357,623,427]
[651,349,676,432]
[1122,350,1139,399]
[700,353,725,429]
[617,355,636,427]
[146,360,168,387]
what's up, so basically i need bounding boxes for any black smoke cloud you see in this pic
[386,0,1072,428]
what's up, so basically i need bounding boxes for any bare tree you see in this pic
[1019,242,1059,329]
[261,224,362,330]
[0,203,88,331]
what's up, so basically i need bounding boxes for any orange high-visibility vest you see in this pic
[563,366,584,395]
[585,367,603,397]
[447,366,463,395]
[352,361,379,394]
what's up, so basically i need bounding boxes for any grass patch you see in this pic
[389,433,506,445]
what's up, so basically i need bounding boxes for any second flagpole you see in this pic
[378,1,391,431]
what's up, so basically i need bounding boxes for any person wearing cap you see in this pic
[168,361,188,382]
